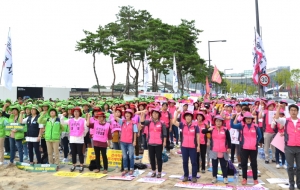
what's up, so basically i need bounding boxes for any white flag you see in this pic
[143,51,149,94]
[172,54,178,93]
[2,29,13,90]
[252,30,267,85]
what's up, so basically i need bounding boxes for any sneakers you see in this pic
[254,180,259,185]
[211,177,217,183]
[242,178,247,185]
[272,160,276,163]
[62,158,68,163]
[79,166,84,173]
[283,165,287,169]
[23,156,28,161]
[201,170,205,173]
[276,164,281,169]
[0,162,3,166]
[182,177,188,182]
[192,177,197,183]
[223,178,228,184]
[70,165,76,172]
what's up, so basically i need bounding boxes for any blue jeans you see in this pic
[120,142,134,170]
[275,148,286,165]
[23,142,28,157]
[170,125,179,145]
[9,137,23,163]
[181,147,197,177]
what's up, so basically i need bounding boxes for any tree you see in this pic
[91,85,106,89]
[291,69,300,85]
[274,69,292,88]
[75,26,112,95]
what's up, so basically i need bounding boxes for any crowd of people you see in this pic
[0,97,299,189]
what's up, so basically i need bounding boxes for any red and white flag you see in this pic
[211,65,222,84]
[252,31,267,84]
[205,76,210,99]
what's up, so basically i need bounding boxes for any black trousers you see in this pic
[62,137,69,158]
[212,157,228,178]
[148,145,163,172]
[166,129,170,151]
[197,144,207,170]
[94,146,108,170]
[70,143,84,164]
[135,136,139,156]
[41,139,48,163]
[231,144,236,163]
[241,148,258,180]
[4,136,10,153]
[28,142,41,163]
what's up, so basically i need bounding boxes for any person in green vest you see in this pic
[0,108,8,165]
[39,107,63,169]
[3,99,12,156]
[2,103,26,167]
[38,102,51,164]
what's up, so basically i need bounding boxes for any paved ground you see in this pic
[0,147,291,190]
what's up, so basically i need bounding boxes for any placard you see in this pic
[203,184,233,190]
[229,129,239,144]
[86,148,122,168]
[266,178,289,184]
[155,96,167,102]
[16,162,57,172]
[80,173,107,178]
[174,182,204,189]
[142,150,150,164]
[53,171,81,177]
[271,133,285,153]
[5,123,24,131]
[137,177,166,184]
[106,176,135,181]
[267,111,276,125]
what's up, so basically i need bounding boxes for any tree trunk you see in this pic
[152,69,155,92]
[129,60,139,97]
[111,56,115,97]
[164,74,166,92]
[177,68,184,96]
[155,70,159,92]
[92,52,101,95]
[125,62,130,94]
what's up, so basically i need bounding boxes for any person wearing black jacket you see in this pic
[20,105,43,164]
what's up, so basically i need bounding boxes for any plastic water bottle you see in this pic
[115,163,119,173]
[163,148,167,154]
[234,170,239,185]
[134,169,139,177]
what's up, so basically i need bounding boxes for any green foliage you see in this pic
[274,69,292,87]
[291,69,300,85]
[92,85,106,89]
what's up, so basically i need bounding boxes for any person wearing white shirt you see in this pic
[275,103,300,190]
[61,107,89,173]
[19,105,43,164]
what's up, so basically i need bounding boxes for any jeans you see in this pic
[9,137,23,163]
[28,142,41,163]
[120,142,134,171]
[212,157,228,178]
[23,142,28,158]
[170,125,179,145]
[113,142,120,150]
[148,145,163,172]
[285,145,300,187]
[181,147,197,178]
[94,146,108,170]
[275,148,286,165]
[4,136,10,153]
[62,137,69,158]
[241,148,258,180]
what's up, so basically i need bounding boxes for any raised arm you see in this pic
[172,109,181,127]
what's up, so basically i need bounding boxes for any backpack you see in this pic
[227,160,237,176]
[88,160,97,171]
[134,163,147,169]
[162,152,168,163]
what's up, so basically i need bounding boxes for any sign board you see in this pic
[16,162,57,172]
[5,123,24,131]
[259,74,270,86]
[86,148,122,167]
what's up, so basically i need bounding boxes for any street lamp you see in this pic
[208,40,227,83]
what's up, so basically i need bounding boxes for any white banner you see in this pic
[268,111,276,125]
[137,177,166,184]
[143,51,149,94]
[2,28,13,90]
[173,54,178,93]
[174,182,204,189]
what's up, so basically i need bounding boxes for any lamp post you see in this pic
[224,68,233,93]
[208,40,227,85]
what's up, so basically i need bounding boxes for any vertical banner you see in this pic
[2,28,13,90]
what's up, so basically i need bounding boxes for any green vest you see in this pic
[0,117,8,138]
[45,117,61,141]
[6,114,27,140]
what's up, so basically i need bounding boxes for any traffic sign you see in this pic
[259,74,270,86]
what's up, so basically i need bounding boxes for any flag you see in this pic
[143,51,149,94]
[172,54,178,93]
[252,30,267,84]
[205,76,210,98]
[211,65,222,84]
[2,28,13,90]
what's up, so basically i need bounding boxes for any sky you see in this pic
[0,0,299,88]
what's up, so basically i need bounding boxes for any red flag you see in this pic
[211,66,222,84]
[205,76,210,98]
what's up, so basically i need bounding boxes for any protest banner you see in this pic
[271,133,285,153]
[5,123,24,131]
[137,177,166,184]
[80,173,107,179]
[16,162,57,172]
[106,176,135,181]
[86,148,122,168]
[53,171,81,177]
[229,129,239,145]
[174,182,204,189]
